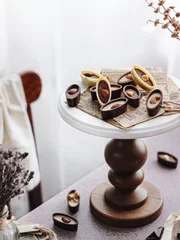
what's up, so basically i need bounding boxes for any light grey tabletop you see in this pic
[20,127,180,240]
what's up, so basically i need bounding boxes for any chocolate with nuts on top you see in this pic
[96,78,111,106]
[100,98,128,120]
[66,84,81,107]
[90,84,122,101]
[53,213,78,231]
[123,85,141,108]
[158,151,178,168]
[118,71,136,88]
[135,69,153,86]
[146,89,163,116]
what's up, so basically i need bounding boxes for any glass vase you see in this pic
[0,205,20,240]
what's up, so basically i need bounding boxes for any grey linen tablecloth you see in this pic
[20,127,180,240]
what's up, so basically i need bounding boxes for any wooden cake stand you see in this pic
[58,76,180,228]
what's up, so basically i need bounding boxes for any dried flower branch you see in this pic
[145,0,180,40]
[0,147,34,212]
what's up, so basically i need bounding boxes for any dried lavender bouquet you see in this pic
[0,148,34,212]
[145,0,180,40]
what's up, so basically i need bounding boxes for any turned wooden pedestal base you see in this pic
[90,139,163,228]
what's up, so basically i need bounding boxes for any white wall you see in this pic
[2,0,180,201]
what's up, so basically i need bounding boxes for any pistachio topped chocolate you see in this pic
[118,71,136,88]
[80,70,102,86]
[157,152,178,168]
[131,65,156,91]
[100,98,128,120]
[146,89,163,116]
[123,85,141,108]
[66,84,81,107]
[96,77,111,106]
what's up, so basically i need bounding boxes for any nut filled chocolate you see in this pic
[53,213,78,231]
[131,65,156,91]
[80,70,102,86]
[66,84,81,107]
[123,85,141,108]
[67,190,80,213]
[90,86,97,101]
[96,77,111,106]
[146,226,164,240]
[117,71,136,88]
[146,89,163,116]
[100,98,128,120]
[90,84,122,101]
[111,84,122,99]
[158,152,178,168]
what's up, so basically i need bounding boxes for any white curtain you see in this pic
[1,0,180,204]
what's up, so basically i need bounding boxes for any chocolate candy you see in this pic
[66,84,81,107]
[53,213,78,231]
[146,89,163,116]
[111,84,122,99]
[123,85,141,108]
[131,65,156,91]
[96,77,111,106]
[118,71,136,88]
[90,84,122,101]
[100,98,128,120]
[146,226,164,240]
[158,151,178,168]
[80,70,101,86]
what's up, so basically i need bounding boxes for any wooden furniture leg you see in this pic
[90,139,163,227]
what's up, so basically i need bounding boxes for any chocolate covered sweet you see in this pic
[67,190,80,213]
[90,86,97,101]
[66,84,81,107]
[146,227,164,240]
[53,213,78,231]
[80,70,102,86]
[118,71,136,88]
[111,84,122,99]
[158,152,178,168]
[123,85,141,108]
[100,98,128,120]
[96,77,111,106]
[90,84,122,101]
[131,65,156,91]
[146,89,163,116]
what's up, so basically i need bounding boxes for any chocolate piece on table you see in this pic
[53,213,78,231]
[110,84,122,99]
[66,84,81,107]
[100,98,128,120]
[96,77,111,106]
[123,85,141,108]
[131,65,156,91]
[158,151,178,168]
[146,227,164,240]
[177,233,180,238]
[90,86,97,101]
[67,190,80,213]
[146,89,163,116]
[117,71,136,88]
[80,70,102,86]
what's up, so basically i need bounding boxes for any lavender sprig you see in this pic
[145,0,180,40]
[0,148,34,212]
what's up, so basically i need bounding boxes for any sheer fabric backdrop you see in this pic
[0,0,180,203]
